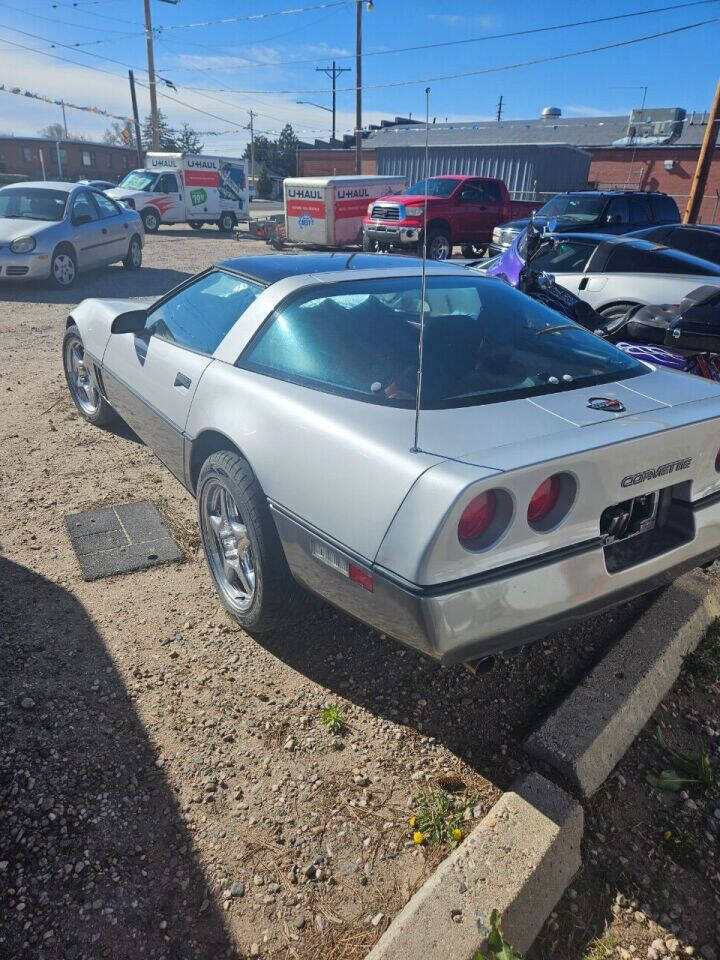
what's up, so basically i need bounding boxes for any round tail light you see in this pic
[527,475,562,526]
[458,491,497,544]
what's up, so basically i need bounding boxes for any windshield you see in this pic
[536,195,606,222]
[118,170,159,192]
[242,275,645,409]
[0,187,68,222]
[404,178,458,198]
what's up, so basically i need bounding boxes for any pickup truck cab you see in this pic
[362,175,536,259]
[491,190,680,253]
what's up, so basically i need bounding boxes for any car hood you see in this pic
[106,188,145,201]
[374,194,447,207]
[0,217,59,241]
[416,367,720,469]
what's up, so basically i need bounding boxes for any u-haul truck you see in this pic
[107,152,248,234]
[284,175,407,247]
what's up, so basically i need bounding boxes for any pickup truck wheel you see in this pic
[362,234,374,252]
[427,227,452,260]
[141,208,160,233]
[197,451,303,633]
[189,220,204,230]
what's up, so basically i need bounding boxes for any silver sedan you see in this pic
[62,254,720,669]
[0,181,143,288]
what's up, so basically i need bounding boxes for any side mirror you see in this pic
[73,213,93,226]
[538,272,556,290]
[111,309,148,335]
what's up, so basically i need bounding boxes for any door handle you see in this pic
[101,227,108,234]
[174,372,192,389]
[578,277,589,290]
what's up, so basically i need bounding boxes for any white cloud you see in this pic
[427,13,496,28]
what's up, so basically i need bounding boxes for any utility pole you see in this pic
[354,1,365,174]
[684,77,720,224]
[128,70,144,167]
[496,95,503,122]
[316,61,350,143]
[143,0,160,150]
[247,110,256,193]
[60,101,68,138]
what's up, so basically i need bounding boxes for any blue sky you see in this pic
[0,0,717,155]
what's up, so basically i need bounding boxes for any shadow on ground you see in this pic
[0,264,191,306]
[0,556,234,959]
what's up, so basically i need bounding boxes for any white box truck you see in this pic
[107,152,248,234]
[284,175,407,247]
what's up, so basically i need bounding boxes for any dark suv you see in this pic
[490,190,680,253]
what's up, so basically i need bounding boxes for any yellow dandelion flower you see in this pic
[663,830,672,840]
[413,831,424,845]
[452,828,462,841]
[409,816,416,828]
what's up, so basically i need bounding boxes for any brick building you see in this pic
[0,136,137,184]
[298,107,720,224]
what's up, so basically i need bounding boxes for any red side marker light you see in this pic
[349,564,374,592]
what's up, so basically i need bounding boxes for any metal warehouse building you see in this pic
[374,141,590,199]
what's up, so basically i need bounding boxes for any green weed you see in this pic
[474,910,524,959]
[645,727,715,792]
[320,704,346,735]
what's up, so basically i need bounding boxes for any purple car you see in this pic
[484,229,527,286]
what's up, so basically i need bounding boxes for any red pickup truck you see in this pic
[362,175,537,260]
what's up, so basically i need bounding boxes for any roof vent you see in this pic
[541,106,562,119]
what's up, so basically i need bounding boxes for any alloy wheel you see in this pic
[200,480,256,612]
[53,253,75,286]
[429,235,451,260]
[130,237,142,267]
[65,336,100,416]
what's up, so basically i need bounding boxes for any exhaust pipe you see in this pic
[463,656,495,676]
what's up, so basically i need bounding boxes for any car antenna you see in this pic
[411,86,431,454]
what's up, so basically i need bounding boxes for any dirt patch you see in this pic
[0,226,666,959]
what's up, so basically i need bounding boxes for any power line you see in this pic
[182,17,720,95]
[155,0,354,34]
[163,0,720,70]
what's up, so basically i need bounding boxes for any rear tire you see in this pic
[597,301,639,320]
[123,234,142,270]
[218,212,236,233]
[196,451,303,633]
[189,220,204,230]
[141,208,160,233]
[63,324,115,427]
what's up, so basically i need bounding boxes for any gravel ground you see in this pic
[0,224,712,960]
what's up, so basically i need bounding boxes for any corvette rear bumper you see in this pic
[271,494,720,665]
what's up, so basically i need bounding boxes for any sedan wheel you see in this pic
[124,234,142,270]
[201,480,256,613]
[51,249,76,288]
[196,450,304,632]
[62,324,115,426]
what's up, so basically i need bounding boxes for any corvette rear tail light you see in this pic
[527,475,562,525]
[458,491,497,544]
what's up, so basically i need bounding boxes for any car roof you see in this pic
[0,180,77,192]
[216,252,469,285]
[550,189,667,197]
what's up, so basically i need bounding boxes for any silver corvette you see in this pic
[62,253,720,668]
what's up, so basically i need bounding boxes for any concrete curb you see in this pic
[525,568,720,797]
[365,772,582,960]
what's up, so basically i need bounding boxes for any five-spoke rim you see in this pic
[200,480,256,612]
[66,337,99,415]
[53,253,75,286]
[429,235,451,260]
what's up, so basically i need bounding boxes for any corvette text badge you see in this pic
[621,457,693,488]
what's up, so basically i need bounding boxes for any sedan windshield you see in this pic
[242,275,645,409]
[536,195,606,222]
[118,170,158,192]
[0,187,68,221]
[404,178,458,198]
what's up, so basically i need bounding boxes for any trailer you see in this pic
[284,175,407,248]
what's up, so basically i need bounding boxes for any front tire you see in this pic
[62,325,115,426]
[426,226,452,260]
[50,245,77,289]
[123,234,142,270]
[217,212,236,233]
[141,208,160,233]
[197,451,301,632]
